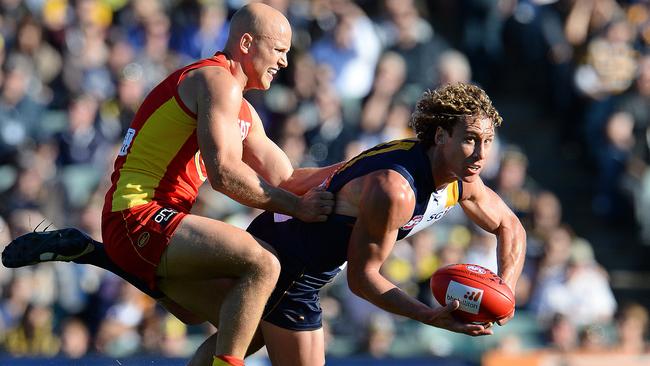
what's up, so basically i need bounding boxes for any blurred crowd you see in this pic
[0,0,648,363]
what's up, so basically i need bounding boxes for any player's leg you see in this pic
[187,328,266,366]
[157,276,267,365]
[2,228,96,267]
[1,227,210,325]
[156,213,281,359]
[1,228,165,299]
[260,321,325,366]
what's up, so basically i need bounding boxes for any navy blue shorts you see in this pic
[247,212,353,331]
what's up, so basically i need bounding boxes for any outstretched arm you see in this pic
[346,170,492,336]
[460,179,526,323]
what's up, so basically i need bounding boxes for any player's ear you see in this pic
[240,33,254,54]
[435,127,446,145]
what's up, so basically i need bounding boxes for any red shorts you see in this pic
[102,201,187,292]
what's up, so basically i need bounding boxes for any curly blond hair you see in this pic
[409,83,502,147]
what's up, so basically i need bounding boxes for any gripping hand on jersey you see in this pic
[293,186,335,222]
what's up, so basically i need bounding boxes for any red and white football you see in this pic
[430,263,514,323]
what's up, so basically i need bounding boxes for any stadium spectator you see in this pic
[310,0,381,100]
[359,312,396,358]
[577,324,609,353]
[546,313,578,353]
[594,111,636,221]
[160,314,192,357]
[613,302,649,354]
[436,49,472,86]
[53,94,111,167]
[381,0,448,93]
[171,2,229,63]
[490,146,538,222]
[2,303,60,356]
[304,83,358,165]
[529,225,616,326]
[58,317,90,359]
[526,190,563,258]
[0,55,45,162]
[14,14,62,90]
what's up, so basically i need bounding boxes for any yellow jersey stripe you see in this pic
[338,140,416,174]
[112,98,196,211]
[445,181,459,207]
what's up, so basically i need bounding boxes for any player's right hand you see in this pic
[424,300,494,337]
[294,186,334,222]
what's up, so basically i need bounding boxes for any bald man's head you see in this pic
[225,3,291,52]
[222,3,292,90]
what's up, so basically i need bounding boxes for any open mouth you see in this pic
[466,164,481,173]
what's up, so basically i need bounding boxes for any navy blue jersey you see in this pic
[326,138,462,240]
[248,138,462,330]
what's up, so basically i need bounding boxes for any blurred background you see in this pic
[0,0,648,365]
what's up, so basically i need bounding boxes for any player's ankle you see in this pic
[213,354,244,366]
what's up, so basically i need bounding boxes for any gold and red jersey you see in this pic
[103,53,253,215]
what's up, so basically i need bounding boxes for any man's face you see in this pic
[247,29,291,90]
[439,116,495,183]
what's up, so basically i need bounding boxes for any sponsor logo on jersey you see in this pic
[118,128,136,156]
[153,207,178,229]
[238,119,251,140]
[445,280,484,314]
[401,215,423,230]
[194,151,207,182]
[426,206,453,222]
[137,232,150,247]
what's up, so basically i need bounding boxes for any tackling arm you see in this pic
[242,105,344,195]
[195,69,332,221]
[278,163,344,195]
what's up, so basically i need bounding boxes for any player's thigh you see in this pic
[261,321,325,366]
[158,277,237,327]
[157,214,279,280]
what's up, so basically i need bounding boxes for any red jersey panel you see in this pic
[103,53,253,215]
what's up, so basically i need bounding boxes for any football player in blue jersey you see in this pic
[3,82,525,366]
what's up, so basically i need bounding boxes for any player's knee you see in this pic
[262,250,281,280]
[251,249,280,283]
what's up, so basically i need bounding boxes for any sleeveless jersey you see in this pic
[256,138,462,274]
[103,53,253,214]
[325,138,462,240]
[248,138,465,331]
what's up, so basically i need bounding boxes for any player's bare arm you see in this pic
[346,170,492,336]
[459,177,526,324]
[185,67,331,222]
[242,102,343,195]
[277,162,344,195]
[241,101,294,185]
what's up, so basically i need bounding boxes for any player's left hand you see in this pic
[294,186,335,222]
[497,277,517,326]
